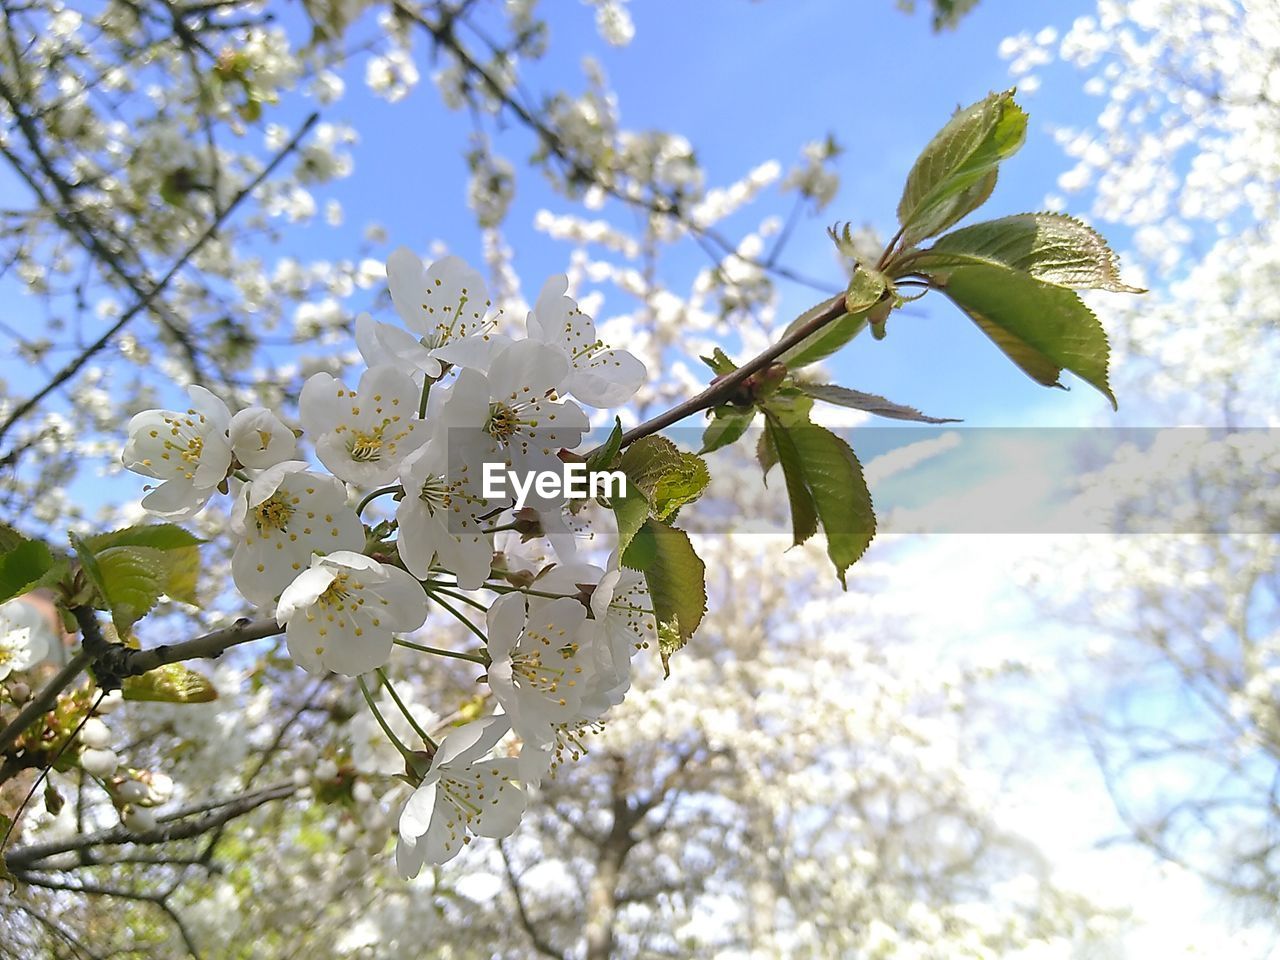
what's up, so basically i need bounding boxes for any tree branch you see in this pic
[604,293,846,452]
[0,617,281,756]
[5,781,296,871]
[0,93,319,445]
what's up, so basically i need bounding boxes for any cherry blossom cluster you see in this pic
[121,250,652,874]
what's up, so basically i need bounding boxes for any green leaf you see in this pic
[939,263,1117,408]
[162,546,201,606]
[787,425,876,587]
[611,483,651,558]
[0,523,25,554]
[843,265,889,313]
[700,347,738,376]
[897,90,1027,246]
[618,437,710,522]
[700,405,756,454]
[586,417,625,473]
[0,537,54,605]
[85,523,204,552]
[757,428,779,480]
[765,414,819,545]
[912,213,1145,293]
[85,524,202,606]
[778,282,877,369]
[760,399,876,586]
[94,546,168,637]
[620,520,706,677]
[122,663,219,703]
[797,382,960,424]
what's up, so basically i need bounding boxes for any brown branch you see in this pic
[604,293,846,452]
[0,616,281,756]
[5,781,296,872]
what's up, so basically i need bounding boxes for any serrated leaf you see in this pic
[85,523,204,552]
[611,483,651,558]
[94,545,168,637]
[586,417,624,474]
[798,383,961,424]
[700,405,756,454]
[0,537,54,605]
[163,546,201,605]
[620,520,706,677]
[939,263,1117,409]
[787,425,876,587]
[618,437,709,522]
[700,347,738,376]
[843,265,888,313]
[912,213,1145,293]
[898,90,1027,246]
[0,523,24,553]
[764,415,819,545]
[757,428,779,481]
[778,294,871,369]
[122,663,219,703]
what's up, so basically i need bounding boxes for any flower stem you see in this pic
[418,377,433,419]
[423,583,488,611]
[429,592,492,647]
[356,484,401,516]
[393,638,489,666]
[376,668,437,750]
[357,674,415,762]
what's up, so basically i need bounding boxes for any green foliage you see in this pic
[911,213,1145,293]
[896,90,1026,247]
[761,395,876,587]
[797,382,960,424]
[700,405,756,454]
[700,347,738,376]
[585,417,624,474]
[122,663,219,703]
[617,437,710,523]
[71,524,205,636]
[0,535,55,605]
[935,264,1118,408]
[621,519,707,676]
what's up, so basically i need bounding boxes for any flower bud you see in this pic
[122,806,157,832]
[8,681,30,703]
[80,747,119,778]
[116,780,148,803]
[80,717,111,750]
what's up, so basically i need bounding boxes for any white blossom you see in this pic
[276,551,429,676]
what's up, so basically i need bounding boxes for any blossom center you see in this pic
[253,492,294,532]
[348,425,386,462]
[319,572,353,606]
[485,402,521,443]
[418,474,452,514]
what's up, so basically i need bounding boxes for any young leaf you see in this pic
[797,383,960,424]
[911,213,1145,293]
[777,269,885,370]
[93,545,168,637]
[586,417,625,473]
[700,347,738,376]
[897,90,1027,246]
[765,415,819,546]
[787,425,876,587]
[85,523,205,552]
[611,483,651,558]
[620,519,707,677]
[938,263,1118,409]
[122,663,219,703]
[700,405,756,454]
[618,437,710,522]
[0,537,54,605]
[757,428,779,481]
